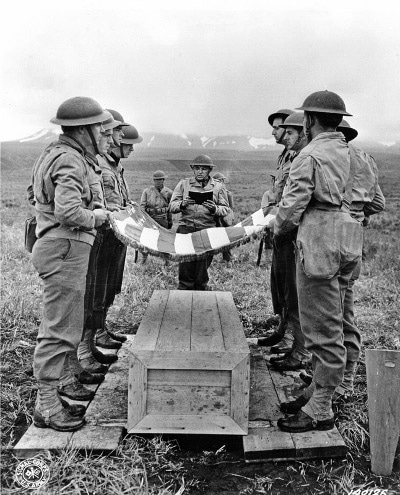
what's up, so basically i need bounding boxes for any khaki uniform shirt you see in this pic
[170,176,230,230]
[31,135,97,245]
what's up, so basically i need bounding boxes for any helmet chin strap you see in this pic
[304,114,313,143]
[120,143,125,159]
[86,125,100,155]
[277,130,287,146]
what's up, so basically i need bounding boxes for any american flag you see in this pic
[110,204,276,262]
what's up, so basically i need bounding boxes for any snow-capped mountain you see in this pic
[16,129,277,151]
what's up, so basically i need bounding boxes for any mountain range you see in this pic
[14,128,400,153]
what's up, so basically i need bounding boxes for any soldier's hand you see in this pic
[107,205,121,212]
[181,196,195,209]
[203,200,217,213]
[93,209,108,227]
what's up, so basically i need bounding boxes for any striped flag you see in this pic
[110,203,276,262]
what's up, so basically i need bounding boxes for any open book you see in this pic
[188,190,213,205]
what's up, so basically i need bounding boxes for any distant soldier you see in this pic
[170,155,231,290]
[258,108,294,353]
[260,112,312,372]
[29,97,109,431]
[140,170,173,263]
[213,172,234,262]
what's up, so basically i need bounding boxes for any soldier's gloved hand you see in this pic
[93,209,108,227]
[203,200,217,213]
[181,196,195,209]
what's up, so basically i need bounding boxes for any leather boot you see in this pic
[277,410,334,433]
[96,327,121,349]
[79,355,108,374]
[59,397,86,417]
[107,329,127,343]
[92,347,118,365]
[58,380,95,401]
[34,408,85,431]
[75,369,105,385]
[258,316,288,347]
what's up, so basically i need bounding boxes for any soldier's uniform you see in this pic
[170,159,230,290]
[140,185,173,229]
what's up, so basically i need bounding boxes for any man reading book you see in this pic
[170,155,231,290]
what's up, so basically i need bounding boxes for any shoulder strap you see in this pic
[342,145,356,210]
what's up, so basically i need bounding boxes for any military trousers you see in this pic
[32,237,91,383]
[177,225,213,291]
[271,232,309,360]
[93,229,126,328]
[296,256,358,388]
[343,260,362,363]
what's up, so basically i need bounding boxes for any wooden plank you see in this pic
[128,414,247,435]
[216,292,249,353]
[127,355,147,431]
[157,290,192,352]
[70,425,124,452]
[191,291,225,352]
[148,369,231,387]
[243,426,296,461]
[231,357,250,433]
[146,384,231,415]
[133,290,168,350]
[249,346,282,421]
[268,367,304,404]
[85,336,133,426]
[14,426,73,459]
[136,351,248,370]
[291,427,347,460]
[366,349,400,475]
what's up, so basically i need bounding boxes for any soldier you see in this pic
[140,170,173,263]
[30,97,109,431]
[261,112,312,371]
[77,112,124,375]
[92,114,142,351]
[258,108,295,353]
[170,155,231,290]
[281,119,385,414]
[213,172,234,262]
[272,90,365,432]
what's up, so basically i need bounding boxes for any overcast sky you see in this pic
[1,0,399,143]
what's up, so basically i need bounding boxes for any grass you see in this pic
[1,145,400,494]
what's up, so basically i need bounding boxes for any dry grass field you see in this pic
[1,142,399,494]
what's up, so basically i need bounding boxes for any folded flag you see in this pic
[110,203,276,262]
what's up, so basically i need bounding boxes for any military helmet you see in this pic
[101,111,122,131]
[279,112,304,130]
[105,109,130,127]
[153,170,167,179]
[337,119,358,142]
[190,154,215,168]
[213,172,226,180]
[268,108,294,127]
[120,125,143,144]
[296,90,352,116]
[51,96,110,126]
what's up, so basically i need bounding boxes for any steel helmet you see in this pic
[190,155,215,168]
[101,111,122,131]
[120,125,143,144]
[268,108,294,126]
[296,90,352,116]
[278,112,304,129]
[153,170,167,179]
[212,172,226,180]
[105,109,130,127]
[337,119,358,142]
[50,97,110,126]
